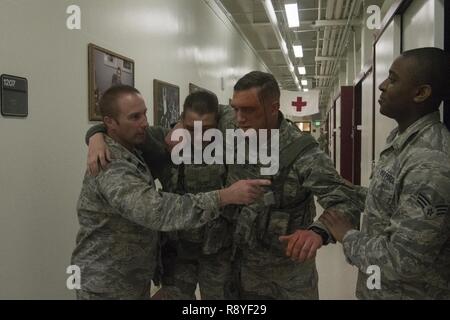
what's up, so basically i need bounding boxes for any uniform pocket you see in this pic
[266,211,290,236]
[261,211,290,257]
[202,218,231,254]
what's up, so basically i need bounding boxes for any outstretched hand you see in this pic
[219,179,271,206]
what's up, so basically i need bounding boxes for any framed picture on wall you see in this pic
[88,43,135,121]
[153,80,180,128]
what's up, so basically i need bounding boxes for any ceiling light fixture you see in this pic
[262,0,298,87]
[293,45,303,58]
[284,3,300,28]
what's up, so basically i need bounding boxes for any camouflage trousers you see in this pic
[234,245,319,300]
[161,241,235,300]
[76,282,152,300]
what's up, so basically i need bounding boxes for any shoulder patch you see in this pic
[137,162,147,173]
[416,192,449,218]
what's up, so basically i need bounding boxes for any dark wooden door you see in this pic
[340,86,354,182]
[445,0,450,131]
[325,112,330,157]
[333,102,336,166]
[352,83,362,185]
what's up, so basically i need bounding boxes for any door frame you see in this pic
[445,0,450,131]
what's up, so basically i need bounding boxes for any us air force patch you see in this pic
[416,192,449,218]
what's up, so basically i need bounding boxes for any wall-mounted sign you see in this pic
[1,74,28,117]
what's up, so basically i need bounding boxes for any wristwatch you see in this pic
[309,226,335,245]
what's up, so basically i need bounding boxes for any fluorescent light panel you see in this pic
[301,79,307,86]
[293,45,303,58]
[285,3,300,28]
[298,66,306,75]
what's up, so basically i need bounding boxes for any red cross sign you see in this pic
[292,97,307,112]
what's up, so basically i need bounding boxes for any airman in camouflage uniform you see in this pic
[320,48,450,299]
[146,92,234,300]
[85,128,233,299]
[74,86,268,299]
[317,127,329,154]
[72,134,221,299]
[85,91,236,299]
[216,71,365,299]
[157,162,233,300]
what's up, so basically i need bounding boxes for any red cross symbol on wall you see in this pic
[292,97,307,112]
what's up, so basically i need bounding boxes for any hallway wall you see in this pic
[402,0,445,120]
[373,15,401,162]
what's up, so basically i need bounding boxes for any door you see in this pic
[333,102,337,166]
[353,83,362,185]
[340,86,354,182]
[445,0,450,131]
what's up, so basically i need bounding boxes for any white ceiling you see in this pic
[216,0,370,116]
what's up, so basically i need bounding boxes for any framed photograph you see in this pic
[153,79,180,128]
[88,43,135,121]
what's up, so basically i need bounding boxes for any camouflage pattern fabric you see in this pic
[85,124,234,300]
[161,242,233,300]
[219,105,364,299]
[235,245,319,299]
[71,135,221,299]
[156,162,234,300]
[76,281,151,300]
[342,111,450,299]
[317,133,329,154]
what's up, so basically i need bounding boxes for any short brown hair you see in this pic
[99,85,141,120]
[234,71,280,106]
[182,90,219,120]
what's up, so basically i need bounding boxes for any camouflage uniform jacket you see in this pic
[219,105,365,250]
[85,125,230,254]
[71,135,220,294]
[163,162,229,252]
[136,126,230,254]
[343,111,450,299]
